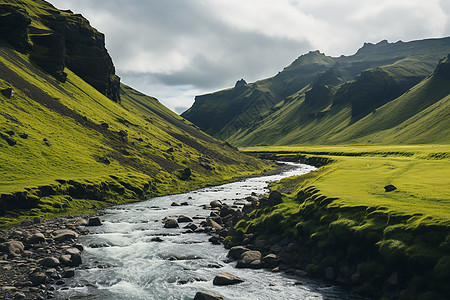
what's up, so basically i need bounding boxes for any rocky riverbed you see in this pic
[0,215,102,300]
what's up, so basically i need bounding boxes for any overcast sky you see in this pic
[50,0,450,114]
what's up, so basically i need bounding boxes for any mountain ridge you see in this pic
[182,37,450,146]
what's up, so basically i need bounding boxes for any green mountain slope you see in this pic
[0,0,268,225]
[182,38,450,146]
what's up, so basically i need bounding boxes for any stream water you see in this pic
[56,163,359,300]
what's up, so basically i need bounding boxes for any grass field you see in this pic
[244,144,450,225]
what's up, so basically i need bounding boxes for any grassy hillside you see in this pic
[230,145,450,299]
[0,1,271,226]
[230,55,450,146]
[183,38,450,147]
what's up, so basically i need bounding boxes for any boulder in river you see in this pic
[206,218,223,230]
[236,250,262,268]
[262,254,279,268]
[213,272,245,286]
[87,217,102,226]
[210,200,223,208]
[227,246,250,260]
[163,217,179,228]
[177,215,194,223]
[194,291,223,300]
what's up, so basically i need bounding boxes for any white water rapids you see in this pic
[55,163,361,300]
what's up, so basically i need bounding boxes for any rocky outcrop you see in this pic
[0,4,31,52]
[0,2,121,102]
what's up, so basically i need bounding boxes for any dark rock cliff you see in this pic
[0,1,121,102]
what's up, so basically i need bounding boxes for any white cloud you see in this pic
[50,0,450,113]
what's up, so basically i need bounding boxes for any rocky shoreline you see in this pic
[0,215,102,300]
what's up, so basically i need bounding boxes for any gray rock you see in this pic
[28,233,45,244]
[72,243,84,252]
[210,200,223,208]
[59,254,72,266]
[66,247,81,256]
[227,246,250,260]
[177,215,194,223]
[262,254,278,267]
[236,250,262,268]
[74,218,88,226]
[39,257,60,267]
[268,191,282,206]
[163,217,179,228]
[245,195,259,202]
[0,240,24,255]
[206,219,222,230]
[53,229,78,242]
[384,184,397,192]
[29,271,47,286]
[184,223,198,231]
[213,272,245,286]
[62,269,75,278]
[69,253,82,266]
[194,291,223,300]
[171,202,181,206]
[87,217,102,226]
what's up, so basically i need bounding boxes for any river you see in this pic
[55,163,360,300]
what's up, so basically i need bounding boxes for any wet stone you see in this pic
[87,217,102,226]
[194,291,223,300]
[213,272,245,286]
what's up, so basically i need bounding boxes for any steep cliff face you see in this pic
[0,0,120,102]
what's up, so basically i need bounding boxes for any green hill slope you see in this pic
[0,0,268,226]
[182,38,450,146]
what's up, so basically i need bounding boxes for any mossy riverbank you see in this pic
[225,146,449,299]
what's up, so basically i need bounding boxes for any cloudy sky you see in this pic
[50,0,450,114]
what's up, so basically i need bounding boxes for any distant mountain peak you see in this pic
[235,78,247,88]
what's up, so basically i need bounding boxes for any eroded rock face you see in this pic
[0,5,31,52]
[0,3,121,102]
